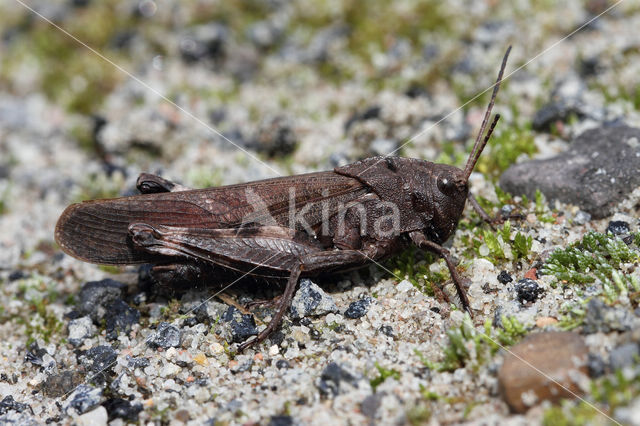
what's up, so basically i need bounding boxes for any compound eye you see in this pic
[437,177,457,195]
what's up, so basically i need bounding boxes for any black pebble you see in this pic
[379,325,394,337]
[515,279,544,304]
[275,359,291,369]
[222,306,258,344]
[344,296,372,319]
[497,270,513,284]
[0,395,31,415]
[268,415,294,426]
[607,220,630,236]
[102,398,142,422]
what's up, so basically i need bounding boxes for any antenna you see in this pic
[463,46,511,181]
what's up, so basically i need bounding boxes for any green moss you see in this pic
[543,368,640,426]
[541,232,639,286]
[387,246,447,296]
[0,184,9,215]
[415,315,528,372]
[71,171,125,202]
[475,123,537,181]
[370,362,401,391]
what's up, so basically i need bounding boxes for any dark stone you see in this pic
[25,343,48,367]
[587,353,606,378]
[317,362,357,397]
[147,322,182,349]
[268,415,294,426]
[276,359,291,369]
[77,279,127,323]
[8,270,25,281]
[514,279,544,304]
[344,106,381,131]
[360,393,383,420]
[83,345,117,373]
[222,307,258,344]
[182,316,198,327]
[500,204,515,218]
[379,325,394,338]
[344,296,373,319]
[179,23,228,63]
[532,100,587,132]
[103,398,143,421]
[126,355,150,369]
[290,279,338,319]
[607,220,630,236]
[583,298,633,334]
[500,126,640,219]
[430,306,440,314]
[105,299,140,339]
[0,395,31,415]
[497,270,513,284]
[250,116,297,158]
[194,303,212,324]
[609,343,640,370]
[64,384,103,415]
[42,371,84,398]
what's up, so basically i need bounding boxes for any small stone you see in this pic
[535,316,558,328]
[269,345,280,356]
[147,322,182,349]
[369,138,398,156]
[0,395,30,415]
[75,406,108,426]
[276,359,291,369]
[583,298,633,334]
[179,23,228,63]
[251,116,297,157]
[609,343,640,370]
[0,411,38,426]
[64,384,103,415]
[77,279,126,323]
[160,362,181,377]
[222,307,258,344]
[247,21,281,49]
[497,271,513,284]
[68,316,95,347]
[514,279,544,304]
[268,415,294,426]
[587,353,606,378]
[498,332,588,413]
[607,220,630,236]
[290,279,339,319]
[42,371,84,398]
[360,393,383,420]
[344,296,373,319]
[102,398,142,422]
[317,362,358,397]
[500,204,515,218]
[105,299,140,339]
[193,353,208,366]
[573,210,591,225]
[379,325,394,338]
[83,345,117,373]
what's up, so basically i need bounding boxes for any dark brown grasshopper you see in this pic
[56,48,511,351]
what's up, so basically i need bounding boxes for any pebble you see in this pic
[83,345,117,373]
[75,406,108,426]
[607,220,630,236]
[500,126,640,218]
[221,306,258,344]
[587,353,606,378]
[268,415,294,426]
[609,343,640,370]
[76,279,126,323]
[104,299,140,339]
[251,116,297,158]
[583,298,633,334]
[497,271,513,284]
[369,138,398,156]
[317,362,359,397]
[68,316,95,347]
[498,332,588,413]
[514,279,544,304]
[573,210,591,225]
[289,279,339,319]
[344,296,373,319]
[102,398,142,422]
[0,395,30,415]
[179,23,228,63]
[147,322,182,349]
[42,371,84,398]
[64,384,103,415]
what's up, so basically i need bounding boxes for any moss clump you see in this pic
[475,123,537,181]
[541,232,639,285]
[369,362,401,392]
[543,368,640,426]
[388,246,447,296]
[415,315,528,372]
[71,171,126,202]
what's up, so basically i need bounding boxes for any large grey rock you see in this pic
[500,126,640,218]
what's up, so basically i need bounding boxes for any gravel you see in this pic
[2,1,640,424]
